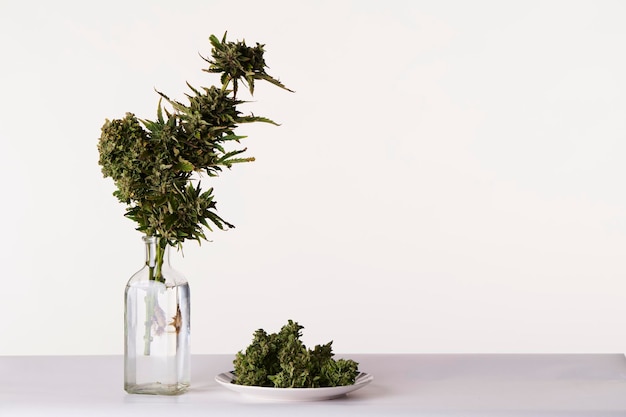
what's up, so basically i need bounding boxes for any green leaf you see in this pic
[176,157,194,172]
[156,98,164,123]
[220,157,255,167]
[220,134,248,142]
[209,33,223,50]
[258,73,295,93]
[217,148,247,163]
[238,115,280,126]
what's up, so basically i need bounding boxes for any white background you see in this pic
[1,0,625,355]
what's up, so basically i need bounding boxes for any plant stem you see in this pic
[155,243,164,282]
[143,239,166,356]
[143,289,155,356]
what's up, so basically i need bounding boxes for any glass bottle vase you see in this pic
[124,236,190,395]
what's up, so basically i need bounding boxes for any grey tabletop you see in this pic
[2,354,626,416]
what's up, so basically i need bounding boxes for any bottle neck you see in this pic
[143,236,169,281]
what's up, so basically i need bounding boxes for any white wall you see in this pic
[1,0,625,355]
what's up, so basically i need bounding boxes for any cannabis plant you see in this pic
[98,33,291,279]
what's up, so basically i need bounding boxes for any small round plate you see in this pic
[215,371,374,401]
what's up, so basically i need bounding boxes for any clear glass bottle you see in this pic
[124,236,190,395]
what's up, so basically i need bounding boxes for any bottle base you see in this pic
[125,382,190,395]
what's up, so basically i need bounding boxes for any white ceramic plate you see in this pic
[215,371,374,401]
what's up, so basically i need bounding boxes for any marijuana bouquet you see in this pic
[97,33,292,276]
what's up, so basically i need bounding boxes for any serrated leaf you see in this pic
[221,157,255,167]
[238,115,280,126]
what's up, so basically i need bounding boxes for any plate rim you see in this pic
[214,371,374,400]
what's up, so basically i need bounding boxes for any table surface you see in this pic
[2,354,626,416]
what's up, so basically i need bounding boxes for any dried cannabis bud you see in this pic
[233,320,359,388]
